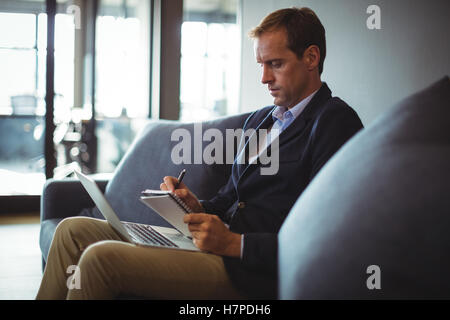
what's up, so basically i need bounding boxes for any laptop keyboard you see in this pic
[125,223,178,248]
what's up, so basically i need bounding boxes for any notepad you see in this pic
[139,190,193,237]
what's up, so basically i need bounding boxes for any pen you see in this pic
[175,169,186,189]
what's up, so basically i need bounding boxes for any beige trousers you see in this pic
[36,217,244,300]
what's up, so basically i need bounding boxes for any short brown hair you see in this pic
[249,7,326,75]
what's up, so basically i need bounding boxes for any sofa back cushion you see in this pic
[279,76,450,299]
[83,112,250,226]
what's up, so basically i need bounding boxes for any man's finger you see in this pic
[184,213,209,224]
[188,224,202,232]
[163,176,177,191]
[173,189,188,198]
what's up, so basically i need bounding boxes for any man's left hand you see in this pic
[184,213,242,258]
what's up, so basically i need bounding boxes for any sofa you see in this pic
[40,112,250,268]
[279,76,450,299]
[40,76,449,299]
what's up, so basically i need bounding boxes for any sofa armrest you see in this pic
[40,177,109,221]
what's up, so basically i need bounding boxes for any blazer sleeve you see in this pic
[200,176,237,223]
[241,233,278,273]
[309,101,364,180]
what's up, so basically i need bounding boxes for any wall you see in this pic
[239,0,450,125]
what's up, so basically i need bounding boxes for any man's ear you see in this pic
[304,45,320,71]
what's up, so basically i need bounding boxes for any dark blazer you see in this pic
[201,83,364,298]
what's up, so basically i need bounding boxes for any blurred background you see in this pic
[0,0,240,207]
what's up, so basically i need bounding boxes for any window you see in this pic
[0,0,240,201]
[95,0,150,173]
[180,0,240,121]
[0,6,47,196]
[0,0,82,196]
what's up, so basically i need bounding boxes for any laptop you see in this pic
[74,170,200,252]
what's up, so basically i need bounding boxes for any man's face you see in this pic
[254,29,310,109]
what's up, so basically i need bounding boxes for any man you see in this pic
[37,7,363,299]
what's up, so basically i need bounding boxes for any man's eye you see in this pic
[271,61,282,68]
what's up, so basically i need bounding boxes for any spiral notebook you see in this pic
[140,190,193,237]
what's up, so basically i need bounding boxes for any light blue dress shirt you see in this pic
[271,89,319,136]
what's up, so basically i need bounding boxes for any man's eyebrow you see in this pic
[259,58,283,64]
[266,59,283,65]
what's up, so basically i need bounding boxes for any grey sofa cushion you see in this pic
[40,218,63,262]
[81,113,250,227]
[279,76,450,299]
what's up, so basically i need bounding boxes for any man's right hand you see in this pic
[160,176,205,213]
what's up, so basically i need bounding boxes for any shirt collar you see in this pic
[272,89,319,123]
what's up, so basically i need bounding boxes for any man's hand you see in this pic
[184,213,242,258]
[160,176,204,213]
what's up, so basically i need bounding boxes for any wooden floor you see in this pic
[0,213,42,300]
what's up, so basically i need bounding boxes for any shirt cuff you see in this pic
[240,234,244,260]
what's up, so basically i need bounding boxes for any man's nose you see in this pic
[261,65,274,84]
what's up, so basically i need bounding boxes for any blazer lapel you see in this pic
[236,107,275,178]
[276,82,332,148]
[237,82,332,181]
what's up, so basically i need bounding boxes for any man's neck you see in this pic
[288,78,322,110]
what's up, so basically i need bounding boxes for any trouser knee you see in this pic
[54,217,80,241]
[73,241,120,297]
[55,216,89,235]
[53,217,98,251]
